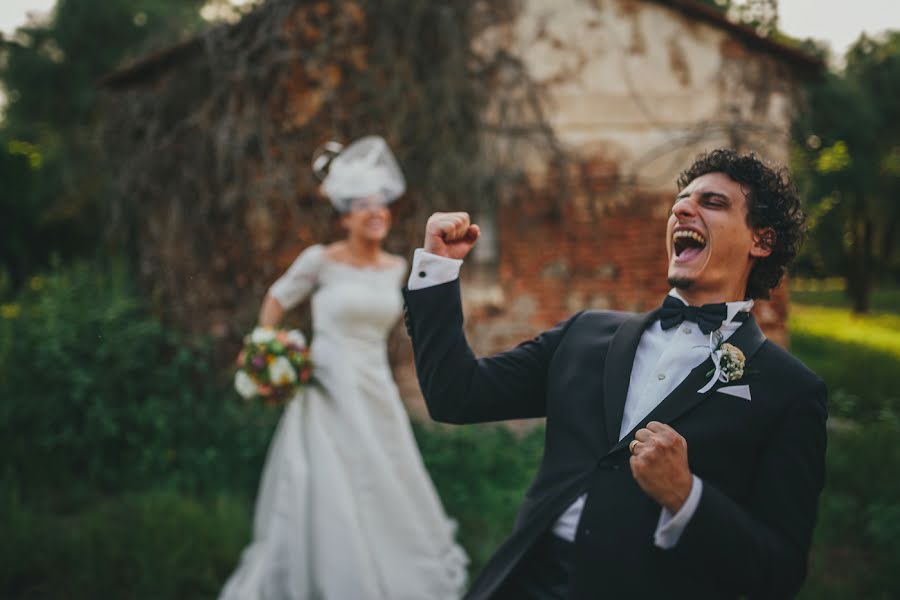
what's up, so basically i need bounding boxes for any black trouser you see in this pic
[493,531,575,599]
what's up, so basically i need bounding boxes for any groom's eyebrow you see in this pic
[675,191,730,202]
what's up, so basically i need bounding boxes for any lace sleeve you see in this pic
[268,244,324,310]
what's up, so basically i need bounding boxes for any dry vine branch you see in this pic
[100,0,566,335]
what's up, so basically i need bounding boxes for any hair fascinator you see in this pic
[314,136,406,213]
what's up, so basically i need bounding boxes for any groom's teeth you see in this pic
[674,230,706,245]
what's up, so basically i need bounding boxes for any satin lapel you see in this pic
[602,310,659,448]
[609,315,768,455]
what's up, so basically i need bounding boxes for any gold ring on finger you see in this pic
[629,439,640,455]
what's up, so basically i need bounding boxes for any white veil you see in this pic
[318,136,406,212]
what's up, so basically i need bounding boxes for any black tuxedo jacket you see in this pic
[403,280,827,600]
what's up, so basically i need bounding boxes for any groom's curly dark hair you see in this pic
[677,149,806,300]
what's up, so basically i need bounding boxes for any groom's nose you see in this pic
[672,195,697,220]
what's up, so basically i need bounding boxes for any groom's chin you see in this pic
[667,276,694,290]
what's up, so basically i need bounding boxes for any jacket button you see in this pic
[584,528,591,536]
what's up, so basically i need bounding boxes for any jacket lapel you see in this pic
[608,314,768,455]
[602,310,659,448]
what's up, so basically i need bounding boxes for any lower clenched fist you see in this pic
[629,421,693,513]
[424,212,481,260]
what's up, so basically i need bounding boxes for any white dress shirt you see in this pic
[407,249,753,549]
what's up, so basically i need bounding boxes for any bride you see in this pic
[219,136,468,599]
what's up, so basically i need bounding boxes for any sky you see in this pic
[0,0,898,57]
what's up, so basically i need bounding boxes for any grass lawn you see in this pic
[790,305,900,422]
[789,284,900,599]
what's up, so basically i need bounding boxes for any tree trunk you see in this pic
[847,212,873,314]
[847,198,874,314]
[881,210,898,267]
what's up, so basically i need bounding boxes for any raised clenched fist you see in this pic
[424,212,481,260]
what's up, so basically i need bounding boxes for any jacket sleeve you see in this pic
[402,279,580,424]
[671,379,828,599]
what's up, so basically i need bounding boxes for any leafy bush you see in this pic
[789,294,900,598]
[800,421,900,600]
[414,423,545,573]
[0,261,278,500]
[0,489,248,599]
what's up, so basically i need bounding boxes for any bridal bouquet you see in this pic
[234,327,313,404]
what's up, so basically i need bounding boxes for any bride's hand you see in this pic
[424,212,480,260]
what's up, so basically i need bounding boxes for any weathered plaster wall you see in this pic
[455,0,801,368]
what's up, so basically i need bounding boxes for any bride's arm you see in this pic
[262,244,324,326]
[258,293,285,327]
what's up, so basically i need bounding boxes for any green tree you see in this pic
[793,32,900,313]
[0,0,210,288]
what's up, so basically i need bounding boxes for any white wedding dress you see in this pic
[219,245,468,600]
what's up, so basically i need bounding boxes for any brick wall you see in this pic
[456,175,789,360]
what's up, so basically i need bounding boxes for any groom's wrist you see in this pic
[662,473,698,513]
[407,248,463,290]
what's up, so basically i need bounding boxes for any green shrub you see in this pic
[0,261,278,500]
[414,423,545,573]
[0,489,249,599]
[800,421,900,600]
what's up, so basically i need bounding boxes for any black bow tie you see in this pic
[658,295,748,334]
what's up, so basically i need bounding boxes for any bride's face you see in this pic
[341,195,392,242]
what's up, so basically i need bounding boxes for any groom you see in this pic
[402,149,826,599]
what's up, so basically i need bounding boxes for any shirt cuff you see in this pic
[407,248,463,290]
[654,475,703,549]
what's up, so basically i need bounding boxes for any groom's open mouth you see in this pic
[672,227,707,264]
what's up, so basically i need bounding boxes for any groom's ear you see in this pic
[750,227,774,259]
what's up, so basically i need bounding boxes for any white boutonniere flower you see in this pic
[718,343,746,382]
[698,334,747,393]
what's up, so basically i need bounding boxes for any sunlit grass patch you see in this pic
[790,305,900,361]
[789,306,900,422]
